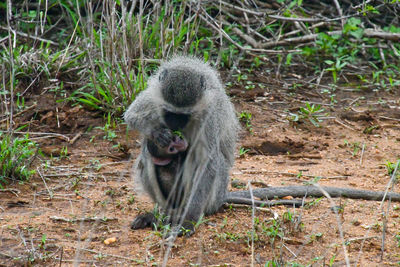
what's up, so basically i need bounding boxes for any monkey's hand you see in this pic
[151,128,188,152]
[151,127,174,148]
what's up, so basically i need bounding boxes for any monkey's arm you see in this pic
[124,90,163,136]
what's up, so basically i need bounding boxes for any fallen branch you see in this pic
[231,27,260,49]
[260,29,400,48]
[0,188,20,197]
[198,10,299,54]
[81,248,138,262]
[228,186,400,202]
[69,131,83,145]
[225,197,304,207]
[0,104,37,124]
[0,26,59,45]
[50,216,118,223]
[218,0,358,22]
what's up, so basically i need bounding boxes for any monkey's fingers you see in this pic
[131,213,157,230]
[151,128,174,147]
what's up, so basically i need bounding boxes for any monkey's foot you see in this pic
[131,213,157,230]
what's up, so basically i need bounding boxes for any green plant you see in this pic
[260,218,284,246]
[239,147,250,156]
[0,133,38,188]
[253,57,261,68]
[60,146,68,159]
[244,80,255,90]
[173,130,184,139]
[282,210,294,223]
[220,44,240,68]
[63,1,210,117]
[324,56,348,83]
[239,111,253,133]
[305,197,323,209]
[71,177,81,189]
[70,60,142,116]
[289,102,326,127]
[385,159,400,181]
[194,214,209,228]
[96,113,117,141]
[343,140,361,156]
[328,254,337,267]
[38,234,47,249]
[308,232,323,243]
[127,195,135,205]
[233,73,248,83]
[265,259,304,267]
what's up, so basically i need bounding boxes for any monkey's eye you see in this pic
[163,111,190,130]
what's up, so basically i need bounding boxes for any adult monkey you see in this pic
[125,56,400,237]
[124,56,239,236]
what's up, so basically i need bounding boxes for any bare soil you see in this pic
[1,73,400,266]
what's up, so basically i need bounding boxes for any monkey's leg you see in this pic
[131,213,157,230]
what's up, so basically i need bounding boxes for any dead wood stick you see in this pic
[50,216,118,223]
[37,167,53,199]
[69,131,83,145]
[332,0,344,29]
[0,252,13,258]
[231,27,260,48]
[379,116,400,122]
[198,11,299,54]
[218,0,357,22]
[0,188,20,196]
[226,197,304,207]
[334,118,357,131]
[0,26,58,45]
[0,131,71,141]
[287,154,322,159]
[81,248,137,262]
[261,29,400,48]
[228,186,400,202]
[0,104,37,123]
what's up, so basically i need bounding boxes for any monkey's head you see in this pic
[159,68,205,108]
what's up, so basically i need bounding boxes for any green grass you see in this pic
[2,1,399,123]
[0,133,38,188]
[288,102,326,127]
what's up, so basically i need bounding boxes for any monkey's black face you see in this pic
[163,110,190,131]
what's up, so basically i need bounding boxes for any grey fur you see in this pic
[124,56,239,235]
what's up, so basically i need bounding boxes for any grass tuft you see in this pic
[0,133,38,188]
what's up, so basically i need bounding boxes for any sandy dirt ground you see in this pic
[1,72,400,266]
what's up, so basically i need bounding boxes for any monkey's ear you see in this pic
[200,75,205,89]
[159,70,168,81]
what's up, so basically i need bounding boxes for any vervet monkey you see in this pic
[124,56,239,236]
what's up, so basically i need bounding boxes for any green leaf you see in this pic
[349,28,364,39]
